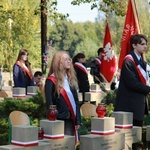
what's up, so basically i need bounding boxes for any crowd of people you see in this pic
[6,33,149,149]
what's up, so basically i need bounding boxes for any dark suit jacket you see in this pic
[90,57,104,83]
[13,64,34,88]
[74,63,90,93]
[45,78,81,125]
[114,51,150,121]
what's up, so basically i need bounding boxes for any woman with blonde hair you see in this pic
[45,50,81,144]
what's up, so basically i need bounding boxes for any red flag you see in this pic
[118,0,140,69]
[100,22,117,83]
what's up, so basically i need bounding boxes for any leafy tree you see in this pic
[136,0,150,62]
[75,37,98,59]
[48,20,85,57]
[71,0,127,16]
[0,0,41,70]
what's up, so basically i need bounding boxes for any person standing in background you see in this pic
[114,34,150,149]
[90,47,104,84]
[45,50,81,146]
[13,49,34,89]
[73,53,90,103]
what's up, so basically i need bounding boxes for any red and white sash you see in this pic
[47,74,79,142]
[74,62,88,75]
[16,61,32,80]
[94,58,101,73]
[125,55,148,85]
[94,58,101,66]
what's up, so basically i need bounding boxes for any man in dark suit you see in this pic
[90,47,104,84]
[114,34,150,149]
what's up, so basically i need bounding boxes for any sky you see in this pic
[57,0,98,23]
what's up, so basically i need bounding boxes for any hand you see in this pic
[75,125,80,130]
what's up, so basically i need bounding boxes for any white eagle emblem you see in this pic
[103,42,115,62]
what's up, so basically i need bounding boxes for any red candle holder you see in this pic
[96,103,106,118]
[47,105,58,121]
[38,127,44,140]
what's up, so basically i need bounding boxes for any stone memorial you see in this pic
[80,132,125,150]
[90,83,101,92]
[11,125,38,147]
[111,111,142,150]
[40,119,75,150]
[91,117,115,135]
[85,91,105,105]
[12,87,26,98]
[111,111,133,129]
[115,127,142,150]
[146,125,150,141]
[27,86,39,96]
[80,116,125,150]
[40,120,64,139]
[78,92,83,102]
[41,135,75,150]
[0,119,75,150]
[0,142,51,150]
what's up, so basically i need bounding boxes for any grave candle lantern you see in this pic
[96,103,106,118]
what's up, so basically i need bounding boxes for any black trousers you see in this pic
[64,119,74,136]
[132,119,143,150]
[133,119,143,127]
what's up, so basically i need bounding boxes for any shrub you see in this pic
[0,91,47,145]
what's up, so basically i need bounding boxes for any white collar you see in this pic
[134,52,141,61]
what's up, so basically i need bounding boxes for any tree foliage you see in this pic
[0,0,149,72]
[48,21,85,57]
[0,0,41,70]
[71,0,127,16]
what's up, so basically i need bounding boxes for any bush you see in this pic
[0,92,47,145]
[0,119,8,145]
[101,89,117,106]
[78,117,91,135]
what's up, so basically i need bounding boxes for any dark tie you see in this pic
[139,58,146,70]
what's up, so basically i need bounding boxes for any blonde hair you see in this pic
[48,51,78,94]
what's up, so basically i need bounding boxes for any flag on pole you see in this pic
[100,22,117,83]
[118,0,141,69]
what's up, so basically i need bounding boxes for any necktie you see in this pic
[139,58,146,70]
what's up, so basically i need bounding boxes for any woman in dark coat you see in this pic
[73,53,90,102]
[13,49,34,89]
[45,51,81,145]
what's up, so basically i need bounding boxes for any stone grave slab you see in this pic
[40,120,64,139]
[0,142,51,150]
[11,125,38,147]
[41,135,75,150]
[80,132,125,150]
[115,126,142,150]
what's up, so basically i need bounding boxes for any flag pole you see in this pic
[131,0,141,33]
[131,0,146,60]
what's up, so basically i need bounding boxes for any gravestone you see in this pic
[84,83,106,105]
[91,117,115,135]
[80,132,125,150]
[111,111,142,150]
[27,86,39,96]
[80,116,125,150]
[40,120,64,139]
[12,87,26,98]
[40,119,75,150]
[11,125,38,147]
